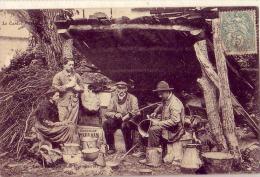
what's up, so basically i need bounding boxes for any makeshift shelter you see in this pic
[54,7,259,143]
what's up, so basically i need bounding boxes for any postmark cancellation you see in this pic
[220,10,257,55]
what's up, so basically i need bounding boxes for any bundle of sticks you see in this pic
[0,65,55,158]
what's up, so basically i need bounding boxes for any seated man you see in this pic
[142,81,192,165]
[103,81,141,154]
[34,88,77,150]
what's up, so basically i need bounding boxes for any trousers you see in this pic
[103,118,137,151]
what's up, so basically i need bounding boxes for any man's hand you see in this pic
[114,113,123,119]
[65,81,76,89]
[74,84,83,92]
[151,119,160,126]
[122,113,130,121]
[150,112,157,118]
[66,77,77,89]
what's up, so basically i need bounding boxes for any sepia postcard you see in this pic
[0,0,259,176]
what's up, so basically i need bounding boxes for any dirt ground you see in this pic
[0,152,182,177]
[1,152,260,177]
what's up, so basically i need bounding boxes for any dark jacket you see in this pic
[35,99,59,127]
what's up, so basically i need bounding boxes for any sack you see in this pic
[81,85,100,112]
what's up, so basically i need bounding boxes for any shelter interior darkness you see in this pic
[68,25,256,108]
[84,47,202,105]
[70,27,204,105]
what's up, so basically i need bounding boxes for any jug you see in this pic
[95,152,106,167]
[146,147,163,167]
[181,143,202,173]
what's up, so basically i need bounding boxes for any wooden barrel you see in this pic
[201,152,234,173]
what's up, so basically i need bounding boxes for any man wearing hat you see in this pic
[144,81,190,165]
[52,59,84,123]
[103,81,141,154]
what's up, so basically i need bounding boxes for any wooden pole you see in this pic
[194,40,228,151]
[212,19,240,157]
[194,40,260,137]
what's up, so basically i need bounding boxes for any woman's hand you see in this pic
[44,120,55,127]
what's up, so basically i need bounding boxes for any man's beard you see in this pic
[117,92,126,100]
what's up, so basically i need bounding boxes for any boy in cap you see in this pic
[52,59,84,123]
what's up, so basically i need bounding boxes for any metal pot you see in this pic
[82,148,99,161]
[106,161,120,170]
[201,152,234,173]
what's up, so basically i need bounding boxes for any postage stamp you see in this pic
[220,10,257,55]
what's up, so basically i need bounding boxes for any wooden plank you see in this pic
[194,40,260,137]
[57,29,71,39]
[213,19,239,155]
[68,24,202,33]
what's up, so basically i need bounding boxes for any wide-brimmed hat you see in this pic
[115,81,128,88]
[153,81,174,92]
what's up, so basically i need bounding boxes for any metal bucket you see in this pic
[181,143,203,173]
[138,119,152,137]
[146,147,163,167]
[63,143,80,155]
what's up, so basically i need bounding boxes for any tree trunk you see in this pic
[212,19,240,157]
[10,10,64,69]
[194,40,228,151]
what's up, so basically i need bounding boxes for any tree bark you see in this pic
[212,19,240,157]
[194,40,260,138]
[194,40,228,151]
[10,10,64,69]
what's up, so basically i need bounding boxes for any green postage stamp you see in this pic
[220,10,257,55]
